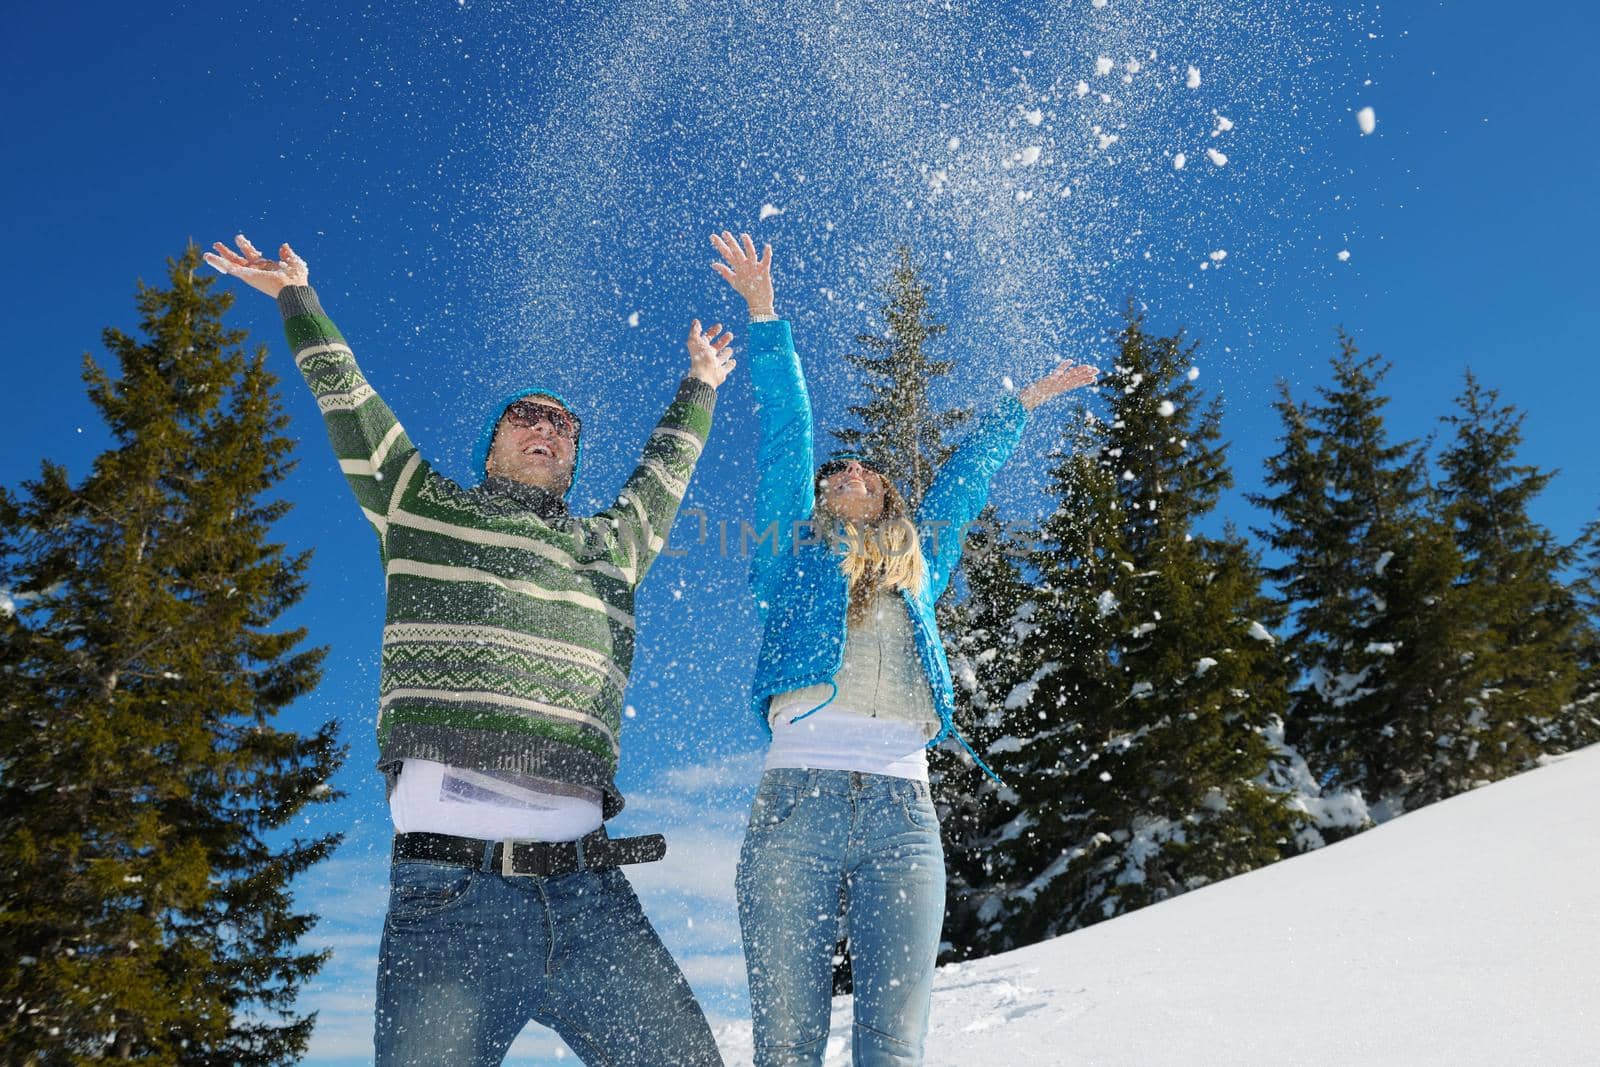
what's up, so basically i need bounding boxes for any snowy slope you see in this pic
[717,745,1600,1065]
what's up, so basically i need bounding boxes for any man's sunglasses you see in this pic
[501,399,581,440]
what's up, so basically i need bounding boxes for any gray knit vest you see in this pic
[768,591,939,736]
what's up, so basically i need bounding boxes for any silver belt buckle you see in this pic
[500,841,526,878]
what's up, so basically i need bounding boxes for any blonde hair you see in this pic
[814,477,926,623]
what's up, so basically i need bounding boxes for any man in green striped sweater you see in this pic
[206,235,733,1065]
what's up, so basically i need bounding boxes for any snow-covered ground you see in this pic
[717,745,1600,1065]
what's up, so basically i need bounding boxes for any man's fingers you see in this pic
[740,232,758,261]
[713,330,734,351]
[703,323,722,341]
[211,242,249,267]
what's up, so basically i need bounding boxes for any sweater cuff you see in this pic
[277,285,326,323]
[676,375,719,414]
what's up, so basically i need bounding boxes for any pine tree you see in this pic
[1250,333,1487,816]
[831,247,969,507]
[1564,517,1600,749]
[0,246,345,1063]
[969,306,1306,950]
[1432,371,1584,777]
[822,248,984,988]
[932,509,1039,960]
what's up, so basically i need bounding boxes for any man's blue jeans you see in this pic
[374,853,722,1066]
[736,768,946,1067]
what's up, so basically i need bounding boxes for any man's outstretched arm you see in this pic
[587,320,735,588]
[205,235,421,550]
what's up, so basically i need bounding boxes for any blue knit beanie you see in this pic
[473,387,584,496]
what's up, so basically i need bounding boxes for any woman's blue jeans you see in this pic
[374,855,721,1066]
[736,768,946,1067]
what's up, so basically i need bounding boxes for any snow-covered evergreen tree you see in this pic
[830,247,967,507]
[1433,371,1586,775]
[1252,333,1487,817]
[936,509,1040,961]
[965,308,1307,950]
[1555,517,1600,750]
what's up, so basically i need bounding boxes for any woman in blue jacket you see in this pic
[711,232,1097,1066]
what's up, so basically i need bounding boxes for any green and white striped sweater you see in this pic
[278,286,716,819]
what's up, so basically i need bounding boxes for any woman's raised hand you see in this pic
[1017,360,1100,410]
[203,235,308,299]
[710,231,775,317]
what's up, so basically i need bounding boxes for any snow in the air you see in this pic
[758,203,784,221]
[1023,108,1043,126]
[1095,56,1115,76]
[1357,106,1377,134]
[714,745,1600,1065]
[1186,64,1202,88]
[1157,399,1176,417]
[1209,249,1227,262]
[1212,113,1234,137]
[1338,249,1352,261]
[1206,147,1228,166]
[1096,590,1118,617]
[1017,145,1043,166]
[627,311,640,327]
[1173,152,1187,169]
[1187,365,1200,380]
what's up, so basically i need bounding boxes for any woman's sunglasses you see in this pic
[502,399,581,441]
[815,458,883,484]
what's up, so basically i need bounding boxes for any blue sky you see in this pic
[4,1,1598,1061]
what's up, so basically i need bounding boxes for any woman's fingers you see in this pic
[759,242,772,269]
[740,232,758,261]
[235,234,265,260]
[711,261,737,284]
[712,330,734,352]
[202,252,233,274]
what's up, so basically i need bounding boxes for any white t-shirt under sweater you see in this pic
[388,759,604,842]
[766,591,941,782]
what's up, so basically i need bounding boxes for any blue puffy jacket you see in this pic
[745,319,1030,779]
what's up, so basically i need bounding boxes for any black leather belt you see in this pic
[392,828,666,878]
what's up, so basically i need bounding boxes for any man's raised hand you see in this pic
[709,231,774,317]
[202,235,308,299]
[686,319,736,389]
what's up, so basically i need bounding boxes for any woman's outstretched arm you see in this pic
[711,231,814,610]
